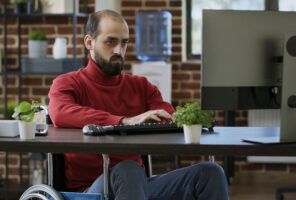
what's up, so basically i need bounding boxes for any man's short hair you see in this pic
[86,9,127,39]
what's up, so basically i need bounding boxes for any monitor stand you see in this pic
[243,34,296,144]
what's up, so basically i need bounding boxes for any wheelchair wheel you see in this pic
[19,184,64,200]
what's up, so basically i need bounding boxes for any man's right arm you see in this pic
[48,75,123,128]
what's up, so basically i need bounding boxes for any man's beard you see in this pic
[94,53,124,76]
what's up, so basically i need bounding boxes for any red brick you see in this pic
[172,37,182,44]
[125,54,137,61]
[22,97,42,102]
[125,18,135,26]
[193,73,201,80]
[172,91,191,99]
[22,77,43,85]
[172,82,179,90]
[145,1,167,7]
[45,77,55,85]
[6,58,16,66]
[7,77,16,85]
[0,37,15,45]
[172,73,190,80]
[170,1,182,7]
[68,48,83,55]
[7,177,19,186]
[181,63,200,70]
[193,91,200,99]
[172,45,181,52]
[172,27,181,35]
[7,87,29,95]
[32,88,50,95]
[122,1,142,7]
[45,16,70,24]
[77,17,89,24]
[58,27,73,35]
[167,9,181,17]
[172,18,182,26]
[266,164,288,171]
[181,82,200,89]
[171,54,181,61]
[289,164,296,173]
[126,46,134,53]
[240,163,264,171]
[172,64,180,70]
[31,27,55,35]
[122,10,136,17]
[22,17,44,25]
[8,157,18,165]
[235,120,248,126]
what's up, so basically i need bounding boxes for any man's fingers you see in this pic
[154,110,172,120]
[123,110,173,125]
[149,114,162,122]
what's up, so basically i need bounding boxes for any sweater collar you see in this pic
[84,56,122,86]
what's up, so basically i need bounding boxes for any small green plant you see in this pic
[12,100,42,122]
[173,101,212,127]
[29,31,47,41]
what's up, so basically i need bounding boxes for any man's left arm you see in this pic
[145,81,175,115]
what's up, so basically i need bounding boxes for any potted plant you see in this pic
[10,0,28,14]
[12,100,41,140]
[28,30,48,58]
[173,101,212,143]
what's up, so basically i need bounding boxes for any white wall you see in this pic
[95,0,121,13]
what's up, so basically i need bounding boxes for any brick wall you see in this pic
[0,0,294,190]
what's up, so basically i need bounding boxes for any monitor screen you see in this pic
[201,10,296,110]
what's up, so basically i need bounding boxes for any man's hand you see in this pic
[121,109,172,125]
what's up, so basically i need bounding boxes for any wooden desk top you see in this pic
[0,126,294,156]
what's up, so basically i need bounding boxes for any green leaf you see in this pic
[173,101,213,127]
[11,100,42,122]
[20,112,34,122]
[19,101,31,113]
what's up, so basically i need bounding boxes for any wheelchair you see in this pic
[20,153,153,200]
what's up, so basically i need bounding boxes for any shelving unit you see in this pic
[2,0,88,118]
[1,1,89,199]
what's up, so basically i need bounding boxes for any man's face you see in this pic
[88,17,129,76]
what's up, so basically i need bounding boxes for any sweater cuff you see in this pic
[109,115,124,125]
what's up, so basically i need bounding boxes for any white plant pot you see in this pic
[18,121,36,140]
[28,40,48,58]
[183,124,202,144]
[53,37,67,59]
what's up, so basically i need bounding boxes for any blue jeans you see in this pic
[86,160,228,200]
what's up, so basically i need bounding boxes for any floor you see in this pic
[229,172,296,200]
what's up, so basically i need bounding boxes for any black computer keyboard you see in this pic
[83,123,213,136]
[83,123,183,136]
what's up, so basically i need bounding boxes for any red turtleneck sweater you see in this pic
[48,57,174,191]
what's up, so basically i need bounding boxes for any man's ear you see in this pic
[84,35,93,50]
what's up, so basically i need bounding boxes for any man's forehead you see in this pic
[99,17,128,32]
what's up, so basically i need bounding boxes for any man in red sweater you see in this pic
[48,9,228,200]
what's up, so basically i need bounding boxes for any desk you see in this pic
[0,126,295,156]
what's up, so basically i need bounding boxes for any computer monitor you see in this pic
[201,10,296,143]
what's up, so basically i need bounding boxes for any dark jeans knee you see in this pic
[111,160,146,179]
[198,162,225,179]
[193,162,227,189]
[110,160,148,200]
